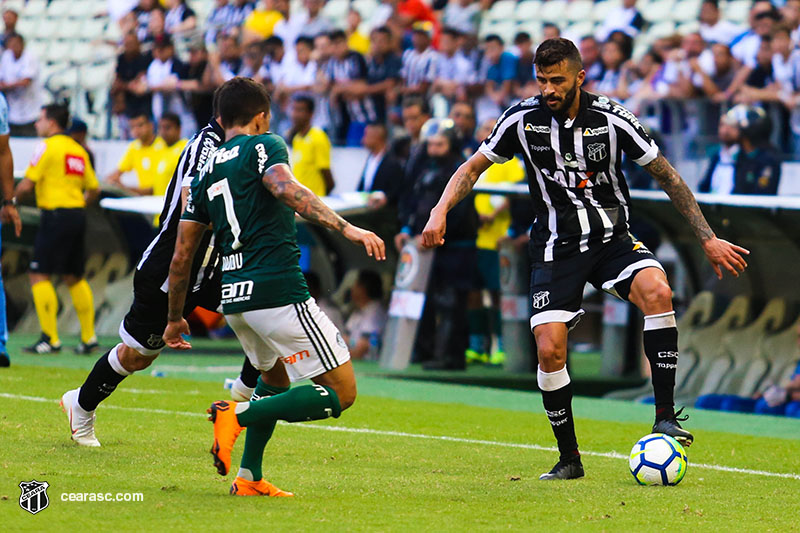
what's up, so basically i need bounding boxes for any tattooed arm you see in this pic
[420,152,494,248]
[645,152,750,279]
[163,220,207,349]
[263,163,386,260]
[644,153,714,242]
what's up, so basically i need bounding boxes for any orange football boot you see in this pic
[207,401,244,476]
[230,477,294,497]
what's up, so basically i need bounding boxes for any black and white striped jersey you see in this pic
[135,119,225,292]
[479,91,659,262]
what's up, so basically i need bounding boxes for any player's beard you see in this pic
[547,80,579,116]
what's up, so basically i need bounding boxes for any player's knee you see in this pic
[536,336,567,365]
[119,346,157,373]
[642,282,673,312]
[336,385,357,412]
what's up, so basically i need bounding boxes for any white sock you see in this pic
[107,344,132,377]
[237,467,254,481]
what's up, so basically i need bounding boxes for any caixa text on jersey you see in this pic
[539,168,613,189]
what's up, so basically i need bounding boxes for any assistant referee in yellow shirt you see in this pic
[14,104,100,354]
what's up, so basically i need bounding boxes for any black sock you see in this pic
[77,349,128,411]
[239,356,260,389]
[643,312,679,421]
[538,366,579,462]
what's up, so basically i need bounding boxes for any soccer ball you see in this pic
[629,433,688,486]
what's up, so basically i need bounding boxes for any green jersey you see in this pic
[182,133,310,313]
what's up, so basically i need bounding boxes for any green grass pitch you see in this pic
[2,336,799,532]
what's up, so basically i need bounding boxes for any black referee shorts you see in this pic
[30,208,87,277]
[529,234,665,331]
[119,270,222,356]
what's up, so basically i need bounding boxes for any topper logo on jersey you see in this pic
[525,124,550,134]
[64,155,85,176]
[583,126,608,137]
[540,168,611,188]
[221,280,253,303]
[587,143,607,162]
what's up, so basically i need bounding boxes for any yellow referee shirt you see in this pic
[117,136,168,191]
[291,127,331,197]
[154,138,188,197]
[24,134,98,210]
[475,157,525,250]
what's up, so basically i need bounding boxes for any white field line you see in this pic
[2,392,799,481]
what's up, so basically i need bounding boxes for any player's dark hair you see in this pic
[357,270,384,301]
[485,34,504,46]
[212,83,223,118]
[160,112,181,128]
[402,96,430,115]
[42,104,69,130]
[534,37,584,71]
[328,29,347,42]
[292,93,315,114]
[217,77,271,129]
[295,35,314,48]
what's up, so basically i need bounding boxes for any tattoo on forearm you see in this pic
[263,166,348,233]
[645,153,714,241]
[445,166,480,211]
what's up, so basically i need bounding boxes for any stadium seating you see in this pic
[693,299,789,408]
[673,295,752,404]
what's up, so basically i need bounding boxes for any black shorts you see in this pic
[30,208,86,277]
[118,270,222,355]
[529,234,664,331]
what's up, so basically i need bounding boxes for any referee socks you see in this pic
[77,344,130,412]
[31,280,60,346]
[643,312,679,421]
[538,366,580,461]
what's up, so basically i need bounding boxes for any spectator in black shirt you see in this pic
[365,26,402,123]
[1,8,17,48]
[449,101,478,157]
[112,31,152,139]
[513,31,535,99]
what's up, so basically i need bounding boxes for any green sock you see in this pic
[238,379,289,482]
[235,384,341,427]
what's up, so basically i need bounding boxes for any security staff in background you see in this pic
[395,118,478,370]
[15,104,100,354]
[731,105,781,195]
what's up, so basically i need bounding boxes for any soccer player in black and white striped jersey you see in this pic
[59,89,258,447]
[421,39,750,480]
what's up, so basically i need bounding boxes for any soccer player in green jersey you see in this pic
[163,77,386,496]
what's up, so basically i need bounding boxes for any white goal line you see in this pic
[2,392,798,481]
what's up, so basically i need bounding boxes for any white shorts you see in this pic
[225,297,351,383]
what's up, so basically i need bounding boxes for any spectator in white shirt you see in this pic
[344,270,387,360]
[596,0,645,41]
[731,1,779,69]
[146,36,189,124]
[0,33,41,137]
[442,0,480,36]
[274,0,331,54]
[699,0,745,46]
[431,27,472,101]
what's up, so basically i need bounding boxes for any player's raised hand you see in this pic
[701,237,750,279]
[421,208,446,248]
[343,224,386,261]
[163,318,192,350]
